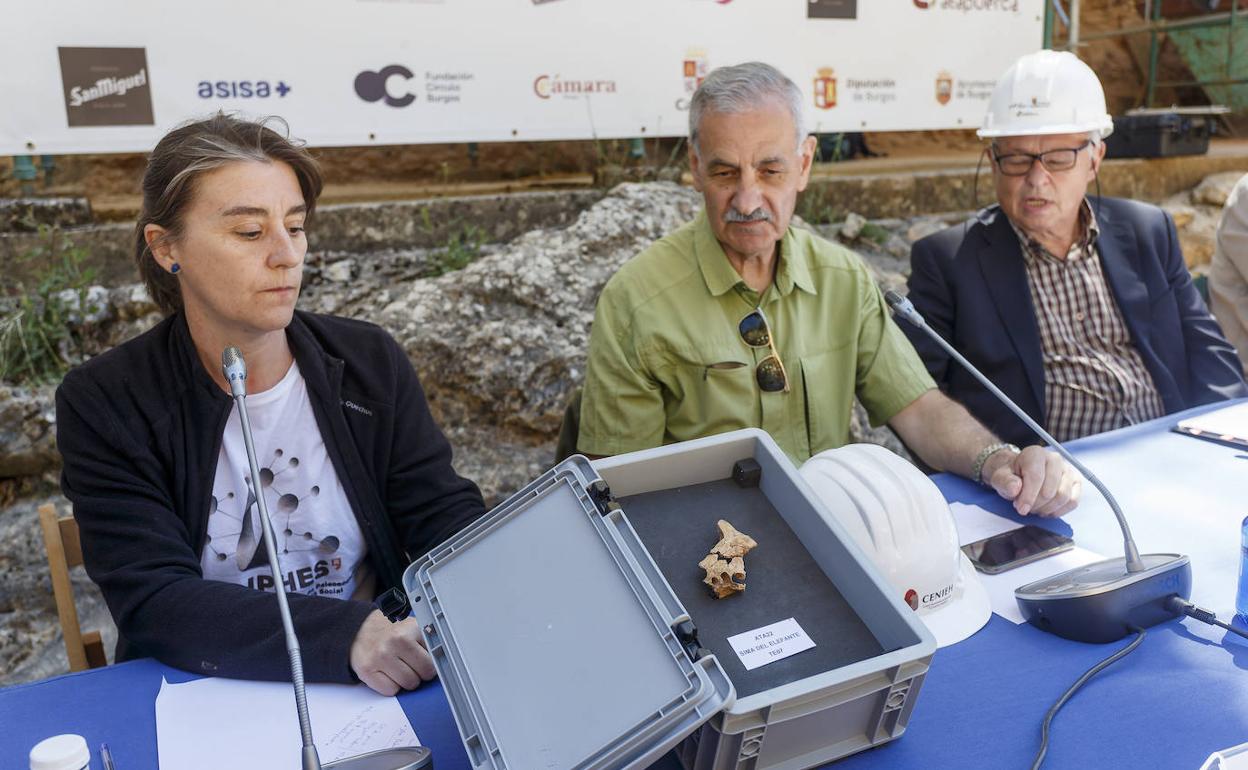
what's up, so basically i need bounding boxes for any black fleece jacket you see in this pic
[55,310,485,682]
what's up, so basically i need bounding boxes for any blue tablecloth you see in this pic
[4,402,1247,769]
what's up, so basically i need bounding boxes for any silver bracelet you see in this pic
[972,442,1020,486]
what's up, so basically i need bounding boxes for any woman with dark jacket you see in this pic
[55,114,485,695]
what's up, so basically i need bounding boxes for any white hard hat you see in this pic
[799,444,990,648]
[978,49,1114,140]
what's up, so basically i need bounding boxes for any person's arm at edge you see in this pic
[1157,208,1248,402]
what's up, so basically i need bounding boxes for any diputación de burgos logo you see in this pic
[533,74,617,99]
[913,0,1020,10]
[675,48,709,111]
[813,68,837,110]
[57,47,155,127]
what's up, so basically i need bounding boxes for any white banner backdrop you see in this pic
[1,0,1043,155]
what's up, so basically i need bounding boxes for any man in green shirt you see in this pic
[579,62,1080,517]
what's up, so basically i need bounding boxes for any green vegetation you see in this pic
[426,223,487,277]
[858,221,892,245]
[0,228,99,385]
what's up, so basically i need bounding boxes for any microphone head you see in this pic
[221,346,247,397]
[883,289,906,310]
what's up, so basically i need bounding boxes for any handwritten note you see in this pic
[156,677,420,769]
[727,618,816,671]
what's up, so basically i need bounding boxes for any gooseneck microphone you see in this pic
[883,292,1192,644]
[221,347,431,770]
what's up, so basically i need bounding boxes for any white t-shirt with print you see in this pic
[201,360,376,602]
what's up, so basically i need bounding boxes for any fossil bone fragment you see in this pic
[699,520,757,599]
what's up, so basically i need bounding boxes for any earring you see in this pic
[170,263,180,274]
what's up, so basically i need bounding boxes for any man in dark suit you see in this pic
[904,50,1247,449]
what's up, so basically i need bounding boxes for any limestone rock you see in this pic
[0,197,93,233]
[323,258,356,283]
[1192,171,1248,208]
[0,386,58,479]
[840,212,867,241]
[907,218,949,244]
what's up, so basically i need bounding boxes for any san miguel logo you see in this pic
[808,0,857,18]
[533,74,617,99]
[813,68,837,110]
[57,47,155,127]
[936,71,953,105]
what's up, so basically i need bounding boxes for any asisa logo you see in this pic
[198,80,291,99]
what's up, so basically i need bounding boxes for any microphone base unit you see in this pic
[1015,553,1191,643]
[322,746,432,769]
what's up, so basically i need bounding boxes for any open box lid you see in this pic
[404,455,735,770]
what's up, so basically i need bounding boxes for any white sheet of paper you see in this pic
[727,617,816,671]
[949,501,1024,547]
[978,546,1106,624]
[1176,400,1248,443]
[156,677,419,769]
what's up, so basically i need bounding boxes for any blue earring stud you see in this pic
[171,263,180,274]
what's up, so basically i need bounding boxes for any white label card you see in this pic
[727,617,816,671]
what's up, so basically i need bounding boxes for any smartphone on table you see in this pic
[961,525,1074,575]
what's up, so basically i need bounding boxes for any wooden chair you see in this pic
[38,502,107,671]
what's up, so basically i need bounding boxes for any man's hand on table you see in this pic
[981,445,1081,518]
[350,609,437,696]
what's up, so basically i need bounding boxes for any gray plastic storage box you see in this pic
[404,429,935,770]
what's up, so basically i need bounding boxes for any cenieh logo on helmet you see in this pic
[921,583,956,610]
[533,74,617,100]
[904,589,919,611]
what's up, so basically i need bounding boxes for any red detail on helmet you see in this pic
[905,589,919,611]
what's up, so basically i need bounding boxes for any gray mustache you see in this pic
[724,208,772,223]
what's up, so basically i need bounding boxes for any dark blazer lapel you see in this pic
[1092,203,1151,350]
[975,210,1046,414]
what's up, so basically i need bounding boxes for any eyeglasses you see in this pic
[991,141,1092,177]
[738,306,790,393]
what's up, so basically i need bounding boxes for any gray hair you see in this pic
[689,62,808,157]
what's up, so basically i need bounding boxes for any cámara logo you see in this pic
[813,68,837,110]
[533,74,617,99]
[57,47,155,127]
[355,65,415,107]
